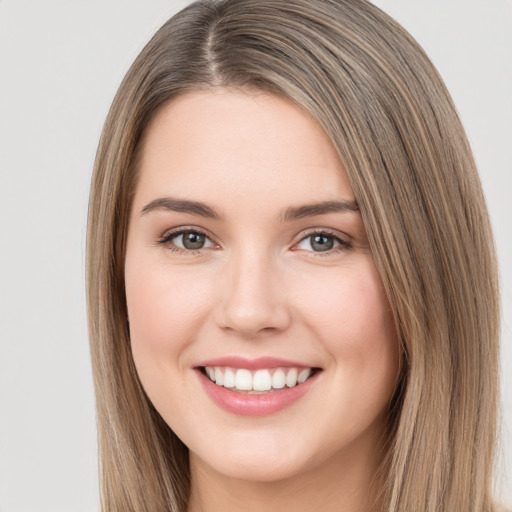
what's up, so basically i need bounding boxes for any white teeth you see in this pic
[204,366,315,392]
[214,367,223,386]
[223,368,235,388]
[286,368,298,388]
[298,368,311,384]
[235,369,253,390]
[253,370,272,391]
[272,369,286,389]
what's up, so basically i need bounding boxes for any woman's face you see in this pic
[125,89,399,483]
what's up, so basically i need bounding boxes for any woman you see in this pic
[86,0,502,510]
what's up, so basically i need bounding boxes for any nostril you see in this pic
[216,299,292,336]
[214,263,292,335]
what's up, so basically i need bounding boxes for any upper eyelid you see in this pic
[155,228,215,253]
[157,226,351,250]
[294,232,351,250]
[160,226,215,241]
[296,227,351,243]
[160,226,348,238]
[157,228,218,254]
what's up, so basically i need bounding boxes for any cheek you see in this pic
[125,258,211,368]
[295,258,398,374]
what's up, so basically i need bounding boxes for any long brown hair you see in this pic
[86,1,501,510]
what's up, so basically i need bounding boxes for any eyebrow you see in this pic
[281,199,359,221]
[140,196,359,221]
[141,197,223,219]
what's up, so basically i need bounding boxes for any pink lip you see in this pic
[195,367,320,417]
[194,356,311,370]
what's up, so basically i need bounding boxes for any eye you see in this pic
[294,231,350,253]
[159,229,218,252]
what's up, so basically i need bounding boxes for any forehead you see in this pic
[134,89,354,213]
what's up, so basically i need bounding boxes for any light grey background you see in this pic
[0,1,510,511]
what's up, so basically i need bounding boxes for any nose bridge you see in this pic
[216,244,290,336]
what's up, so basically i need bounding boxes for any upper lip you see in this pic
[194,356,316,370]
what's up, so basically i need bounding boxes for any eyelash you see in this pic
[295,229,352,256]
[156,227,352,256]
[157,227,217,254]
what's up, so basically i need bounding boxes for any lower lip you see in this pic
[196,369,319,416]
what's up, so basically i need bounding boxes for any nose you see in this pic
[215,250,292,337]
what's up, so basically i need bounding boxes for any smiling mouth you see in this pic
[199,366,321,394]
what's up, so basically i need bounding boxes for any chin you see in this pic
[191,437,315,483]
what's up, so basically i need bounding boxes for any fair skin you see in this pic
[125,89,399,512]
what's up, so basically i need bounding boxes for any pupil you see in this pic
[183,232,205,250]
[311,235,333,252]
